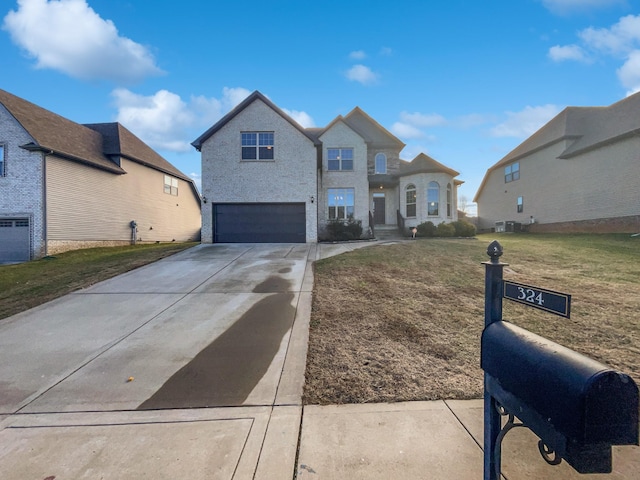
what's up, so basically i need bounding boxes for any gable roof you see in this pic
[400,153,460,177]
[473,91,640,202]
[84,123,192,181]
[0,89,125,174]
[342,107,405,148]
[0,89,197,197]
[191,90,320,150]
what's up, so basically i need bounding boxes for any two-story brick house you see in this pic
[192,91,462,243]
[0,89,201,263]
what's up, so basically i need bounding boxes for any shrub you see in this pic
[451,220,477,237]
[326,218,363,241]
[416,221,437,237]
[437,222,455,237]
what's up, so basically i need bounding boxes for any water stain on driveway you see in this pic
[138,277,295,409]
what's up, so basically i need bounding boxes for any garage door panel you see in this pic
[214,204,305,243]
[0,218,30,263]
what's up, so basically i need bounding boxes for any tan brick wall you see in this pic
[318,121,369,237]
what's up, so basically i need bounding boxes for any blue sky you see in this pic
[3,0,640,215]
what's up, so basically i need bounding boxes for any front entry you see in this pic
[373,195,385,225]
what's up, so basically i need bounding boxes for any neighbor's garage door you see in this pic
[0,218,30,263]
[213,203,306,243]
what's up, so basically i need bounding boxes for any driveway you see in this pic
[0,243,315,479]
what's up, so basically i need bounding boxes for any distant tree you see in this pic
[459,195,469,214]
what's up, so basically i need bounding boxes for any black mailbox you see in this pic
[481,320,639,473]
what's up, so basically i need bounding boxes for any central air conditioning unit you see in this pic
[495,221,506,233]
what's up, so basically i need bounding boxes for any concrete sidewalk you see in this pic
[0,240,637,479]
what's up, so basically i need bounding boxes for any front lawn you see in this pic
[304,234,640,404]
[0,242,196,321]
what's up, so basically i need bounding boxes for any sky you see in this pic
[2,0,640,216]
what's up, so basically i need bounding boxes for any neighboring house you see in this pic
[192,91,463,243]
[474,92,640,233]
[0,89,201,263]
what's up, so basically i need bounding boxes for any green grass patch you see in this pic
[0,242,197,321]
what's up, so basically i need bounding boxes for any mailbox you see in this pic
[481,320,639,473]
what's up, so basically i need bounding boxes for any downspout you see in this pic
[41,150,52,256]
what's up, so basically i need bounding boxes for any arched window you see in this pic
[405,184,416,217]
[427,181,439,216]
[447,184,452,217]
[375,153,387,174]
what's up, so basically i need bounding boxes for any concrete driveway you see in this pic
[0,243,314,479]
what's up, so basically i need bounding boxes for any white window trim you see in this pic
[327,148,354,171]
[164,174,179,196]
[375,153,387,174]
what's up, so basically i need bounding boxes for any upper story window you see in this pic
[517,196,524,213]
[0,144,5,177]
[327,148,353,171]
[327,188,355,219]
[164,175,178,196]
[505,162,519,183]
[406,184,416,217]
[375,153,387,174]
[242,132,274,160]
[447,184,452,217]
[427,181,439,216]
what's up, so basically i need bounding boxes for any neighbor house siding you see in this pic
[200,99,318,243]
[318,121,369,237]
[0,103,45,258]
[46,157,200,253]
[476,136,640,231]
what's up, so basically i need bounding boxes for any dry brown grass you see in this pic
[304,234,640,405]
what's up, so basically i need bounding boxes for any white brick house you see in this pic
[192,91,463,243]
[0,89,201,263]
[474,92,640,233]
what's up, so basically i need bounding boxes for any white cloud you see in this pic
[548,44,589,62]
[2,0,163,83]
[379,47,393,56]
[349,50,367,60]
[617,50,640,95]
[281,108,316,128]
[112,87,251,152]
[490,104,561,138]
[400,111,447,127]
[345,64,379,85]
[579,14,640,55]
[390,122,425,139]
[189,172,202,192]
[542,0,626,15]
[546,15,640,91]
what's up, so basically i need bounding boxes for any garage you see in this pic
[0,218,30,263]
[213,203,306,243]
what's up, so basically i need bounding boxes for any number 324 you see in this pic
[517,287,544,306]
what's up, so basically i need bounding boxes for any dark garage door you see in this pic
[0,218,30,263]
[213,203,306,243]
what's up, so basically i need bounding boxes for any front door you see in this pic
[373,195,386,224]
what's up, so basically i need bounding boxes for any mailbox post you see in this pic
[482,240,508,480]
[481,240,639,480]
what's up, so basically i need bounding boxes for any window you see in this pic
[0,144,5,177]
[505,162,519,183]
[517,196,524,213]
[327,148,353,171]
[327,188,355,220]
[164,175,178,196]
[375,153,387,174]
[427,181,439,216]
[405,184,416,217]
[242,132,274,160]
[447,184,452,217]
